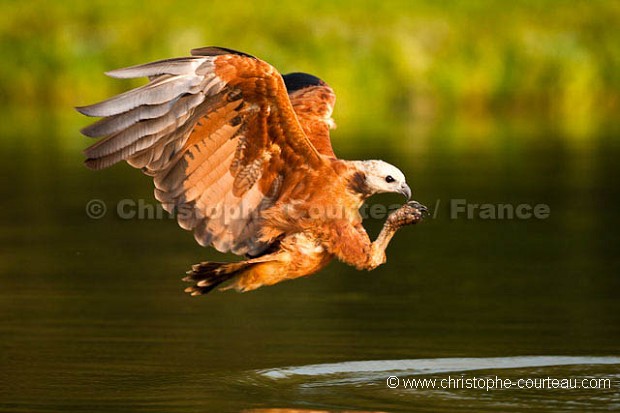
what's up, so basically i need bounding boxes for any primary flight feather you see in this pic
[78,46,426,295]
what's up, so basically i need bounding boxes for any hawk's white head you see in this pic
[352,160,411,200]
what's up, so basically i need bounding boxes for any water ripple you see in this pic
[258,356,620,380]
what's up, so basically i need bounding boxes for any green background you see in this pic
[2,0,619,149]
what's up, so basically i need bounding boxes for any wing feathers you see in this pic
[286,82,337,157]
[79,47,332,256]
[81,100,175,138]
[105,58,206,79]
[81,94,204,138]
[84,111,183,158]
[151,112,241,193]
[76,75,202,117]
[191,46,256,59]
[177,139,237,203]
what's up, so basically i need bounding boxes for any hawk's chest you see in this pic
[288,232,325,256]
[280,232,332,276]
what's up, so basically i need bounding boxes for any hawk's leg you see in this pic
[368,201,427,269]
[330,201,427,270]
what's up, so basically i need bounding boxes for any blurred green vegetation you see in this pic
[1,0,619,146]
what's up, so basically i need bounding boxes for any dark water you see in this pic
[1,117,619,412]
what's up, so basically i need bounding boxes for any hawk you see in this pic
[77,47,426,295]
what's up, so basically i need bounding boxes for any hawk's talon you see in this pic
[387,200,427,229]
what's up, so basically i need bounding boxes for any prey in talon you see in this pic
[78,46,426,296]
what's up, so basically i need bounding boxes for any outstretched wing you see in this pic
[283,73,337,158]
[78,47,325,256]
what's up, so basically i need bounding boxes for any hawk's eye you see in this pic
[385,175,395,183]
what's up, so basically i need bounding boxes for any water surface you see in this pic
[0,118,619,412]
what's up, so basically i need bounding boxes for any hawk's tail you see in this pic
[183,261,255,296]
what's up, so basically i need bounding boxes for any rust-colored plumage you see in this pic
[78,47,426,295]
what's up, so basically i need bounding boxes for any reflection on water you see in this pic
[244,357,620,413]
[259,356,620,380]
[0,116,619,412]
[242,410,386,413]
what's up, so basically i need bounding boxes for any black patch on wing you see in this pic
[283,72,325,93]
[191,46,256,59]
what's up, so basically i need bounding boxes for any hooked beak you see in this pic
[399,182,412,200]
